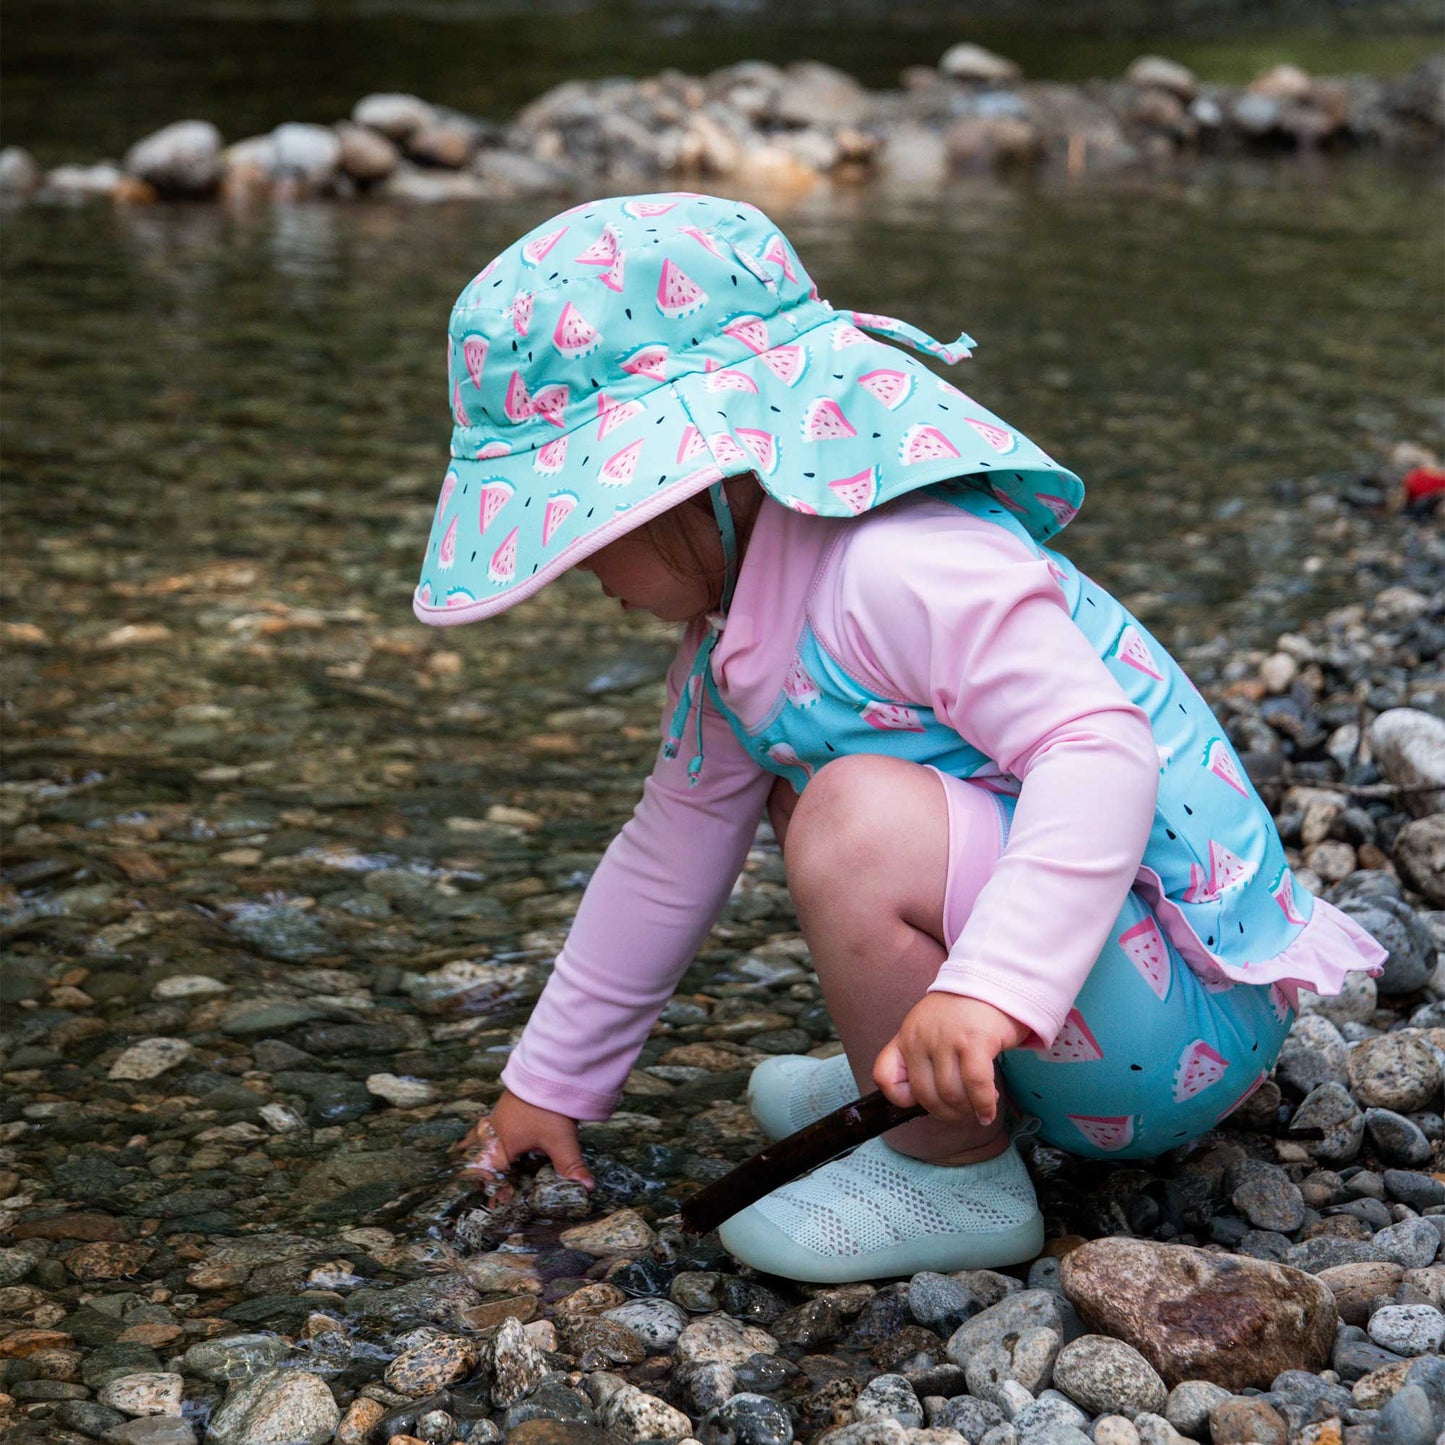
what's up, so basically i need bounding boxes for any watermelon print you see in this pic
[436,470,457,520]
[416,582,431,607]
[736,428,779,475]
[828,466,879,515]
[1035,1009,1104,1063]
[521,226,567,265]
[1116,625,1164,681]
[783,654,820,708]
[802,398,857,442]
[596,394,644,438]
[766,742,815,780]
[989,485,1028,516]
[964,417,1016,453]
[504,372,533,424]
[1118,917,1170,1001]
[900,425,961,464]
[679,224,726,258]
[487,528,519,584]
[1182,840,1258,903]
[444,585,475,608]
[476,441,511,460]
[509,292,534,336]
[574,226,619,266]
[478,480,514,534]
[1204,738,1249,797]
[723,315,770,354]
[830,323,871,350]
[677,426,708,464]
[703,369,760,394]
[542,490,578,546]
[535,435,570,475]
[463,334,488,388]
[620,343,668,381]
[710,433,749,468]
[437,515,458,570]
[1069,1114,1135,1152]
[1037,492,1078,527]
[1268,982,1293,1023]
[599,439,645,486]
[1173,1040,1229,1102]
[623,198,679,218]
[1271,866,1309,926]
[452,381,470,428]
[781,495,819,514]
[599,252,627,293]
[761,233,797,281]
[860,700,925,733]
[1046,558,1070,591]
[531,384,569,428]
[858,369,914,410]
[757,345,807,386]
[657,259,708,318]
[553,302,602,358]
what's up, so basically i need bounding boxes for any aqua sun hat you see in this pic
[413,191,1084,629]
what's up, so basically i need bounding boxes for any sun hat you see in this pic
[413,191,1083,626]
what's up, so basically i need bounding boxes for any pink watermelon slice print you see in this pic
[436,470,457,520]
[1116,626,1163,681]
[1215,1069,1268,1124]
[703,369,759,394]
[416,582,432,607]
[858,369,914,410]
[521,226,567,266]
[781,495,819,515]
[964,417,1016,453]
[900,425,961,465]
[444,586,475,608]
[736,428,778,475]
[723,315,770,354]
[573,226,619,266]
[1271,866,1309,926]
[463,334,488,388]
[676,426,708,464]
[766,742,814,780]
[1069,1114,1135,1151]
[553,302,602,358]
[620,344,668,381]
[535,435,570,475]
[1036,493,1078,526]
[828,466,880,515]
[487,527,519,585]
[1173,1039,1229,1102]
[598,439,644,487]
[1207,839,1256,895]
[802,398,857,442]
[860,700,925,732]
[623,198,678,218]
[757,345,807,387]
[542,490,578,547]
[679,224,726,258]
[476,441,511,460]
[761,233,797,281]
[989,485,1028,516]
[531,384,568,428]
[1046,559,1070,591]
[437,515,458,570]
[1035,1009,1104,1063]
[600,252,626,293]
[452,381,470,428]
[596,394,644,438]
[1118,917,1170,1001]
[1268,982,1294,1023]
[830,323,870,350]
[509,292,534,337]
[1203,738,1249,797]
[657,259,708,318]
[783,654,820,708]
[478,480,514,535]
[710,433,749,468]
[504,372,533,423]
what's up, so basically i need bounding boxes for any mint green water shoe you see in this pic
[746,1051,861,1141]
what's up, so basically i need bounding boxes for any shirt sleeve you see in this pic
[500,625,773,1120]
[819,509,1161,1049]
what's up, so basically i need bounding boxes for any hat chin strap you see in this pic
[662,482,739,786]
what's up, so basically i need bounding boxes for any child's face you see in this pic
[574,524,715,623]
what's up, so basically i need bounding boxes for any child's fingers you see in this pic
[456,1119,513,1178]
[546,1130,595,1191]
[872,1038,915,1109]
[961,1054,999,1127]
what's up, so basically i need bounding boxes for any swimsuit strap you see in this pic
[661,482,739,786]
[845,310,976,366]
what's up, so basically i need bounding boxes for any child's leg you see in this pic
[776,754,1010,1164]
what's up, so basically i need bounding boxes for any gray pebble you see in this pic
[602,1299,689,1351]
[936,1394,1004,1440]
[907,1272,980,1333]
[1371,1382,1438,1445]
[1385,1170,1445,1210]
[1051,1335,1166,1417]
[705,1391,793,1445]
[1291,1082,1365,1163]
[1366,1109,1436,1168]
[1009,1389,1087,1438]
[1230,1160,1307,1234]
[852,1374,923,1429]
[1163,1379,1231,1436]
[1368,1304,1445,1356]
[1375,1217,1442,1270]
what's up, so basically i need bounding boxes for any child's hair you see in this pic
[640,474,765,609]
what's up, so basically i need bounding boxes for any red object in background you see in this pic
[1400,466,1445,504]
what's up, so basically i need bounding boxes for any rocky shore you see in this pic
[0,441,1442,1445]
[1,46,1442,208]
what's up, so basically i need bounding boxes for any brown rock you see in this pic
[336,1396,388,1445]
[1059,1240,1337,1390]
[382,1333,478,1395]
[0,1329,74,1358]
[556,1314,646,1364]
[117,1323,184,1347]
[1353,1360,1411,1409]
[13,1212,134,1242]
[64,1242,155,1280]
[1210,1396,1289,1444]
[1316,1262,1406,1325]
[552,1282,628,1318]
[459,1294,538,1330]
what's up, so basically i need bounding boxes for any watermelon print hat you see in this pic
[414,192,1083,625]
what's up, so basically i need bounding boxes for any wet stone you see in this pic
[907,1273,981,1334]
[384,1333,479,1395]
[95,1372,184,1418]
[735,1353,798,1394]
[558,1209,656,1256]
[601,1298,688,1350]
[676,1313,779,1367]
[179,1333,289,1381]
[671,1271,724,1314]
[500,1377,596,1430]
[206,1366,340,1445]
[488,1316,547,1407]
[703,1391,794,1445]
[720,1276,787,1324]
[100,1418,200,1445]
[1365,1109,1435,1168]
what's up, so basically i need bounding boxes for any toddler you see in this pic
[415,193,1385,1283]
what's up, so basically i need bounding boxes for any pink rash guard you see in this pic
[502,496,1204,1120]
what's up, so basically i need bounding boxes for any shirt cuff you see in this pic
[499,1056,621,1122]
[926,966,1064,1054]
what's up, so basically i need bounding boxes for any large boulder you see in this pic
[1059,1240,1337,1390]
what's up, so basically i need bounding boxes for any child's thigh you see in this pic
[992,891,1296,1161]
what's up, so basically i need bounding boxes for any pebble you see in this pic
[851,1374,923,1428]
[365,1073,437,1108]
[206,1367,340,1445]
[1207,1396,1289,1444]
[1364,1109,1435,1168]
[1052,1335,1166,1417]
[488,1316,547,1406]
[559,1209,656,1255]
[1369,708,1445,816]
[601,1298,689,1350]
[96,1372,184,1417]
[102,1420,199,1445]
[945,1290,1061,1365]
[1290,1083,1366,1163]
[123,119,223,192]
[676,1314,779,1367]
[1348,1034,1443,1113]
[1367,1304,1445,1356]
[383,1333,477,1394]
[1163,1378,1231,1435]
[908,1273,980,1333]
[1230,1159,1307,1233]
[596,1382,693,1442]
[1372,1382,1437,1445]
[179,1333,289,1381]
[1373,1218,1442,1270]
[351,92,437,140]
[937,43,1022,84]
[706,1391,794,1445]
[107,1038,193,1081]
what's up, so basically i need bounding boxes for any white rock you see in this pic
[109,1038,193,1081]
[152,974,229,1000]
[365,1073,437,1107]
[1124,56,1198,100]
[1370,708,1445,816]
[97,1371,184,1417]
[1248,63,1313,101]
[352,92,438,141]
[270,123,342,186]
[123,120,224,191]
[259,1103,306,1133]
[674,1312,778,1366]
[207,1367,339,1445]
[939,43,1022,85]
[0,146,41,193]
[45,163,125,197]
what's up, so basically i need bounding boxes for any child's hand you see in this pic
[873,995,1034,1126]
[452,1090,595,1191]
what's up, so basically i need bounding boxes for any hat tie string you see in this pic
[845,310,975,366]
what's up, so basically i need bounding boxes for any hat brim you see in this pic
[414,313,1081,626]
